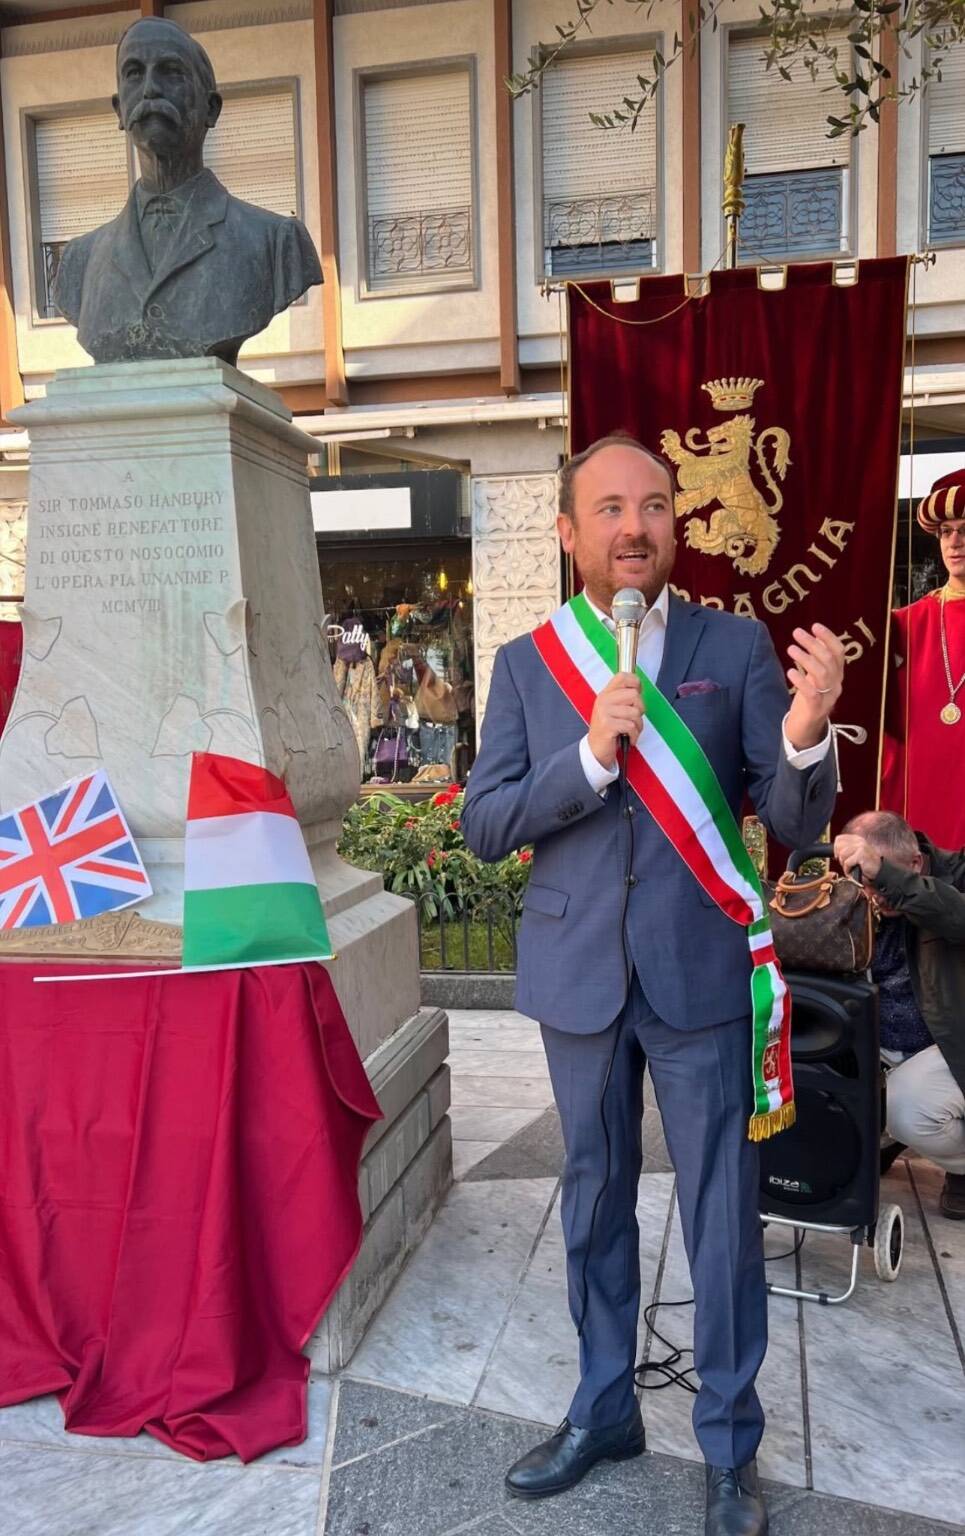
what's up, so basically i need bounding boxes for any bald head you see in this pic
[843,811,920,867]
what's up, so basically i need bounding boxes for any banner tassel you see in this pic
[748,1102,797,1142]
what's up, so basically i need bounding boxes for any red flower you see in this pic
[449,820,461,831]
[518,849,533,864]
[427,851,437,868]
[405,818,417,829]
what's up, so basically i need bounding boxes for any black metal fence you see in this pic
[417,900,519,973]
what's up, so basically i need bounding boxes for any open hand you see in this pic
[587,672,644,771]
[785,624,846,750]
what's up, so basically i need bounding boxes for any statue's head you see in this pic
[113,17,222,164]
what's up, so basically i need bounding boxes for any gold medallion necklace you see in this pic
[939,588,965,724]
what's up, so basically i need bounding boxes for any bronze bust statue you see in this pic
[54,17,322,366]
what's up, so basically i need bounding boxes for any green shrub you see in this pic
[337,786,532,922]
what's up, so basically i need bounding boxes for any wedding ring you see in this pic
[817,686,833,694]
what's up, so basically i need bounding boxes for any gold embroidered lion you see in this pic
[659,415,792,577]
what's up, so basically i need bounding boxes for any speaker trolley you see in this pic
[758,966,905,1305]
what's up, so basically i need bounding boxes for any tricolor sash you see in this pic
[532,592,794,1142]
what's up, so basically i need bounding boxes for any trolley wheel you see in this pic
[873,1203,904,1282]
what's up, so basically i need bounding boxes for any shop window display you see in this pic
[320,544,475,789]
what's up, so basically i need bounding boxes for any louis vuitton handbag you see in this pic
[763,844,876,975]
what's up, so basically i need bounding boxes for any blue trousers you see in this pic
[541,972,767,1468]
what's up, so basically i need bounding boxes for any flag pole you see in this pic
[723,122,746,270]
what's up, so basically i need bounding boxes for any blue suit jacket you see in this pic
[461,598,837,1033]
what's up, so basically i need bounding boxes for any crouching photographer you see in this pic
[834,812,965,1220]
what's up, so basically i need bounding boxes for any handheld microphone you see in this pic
[612,588,647,754]
[612,587,648,676]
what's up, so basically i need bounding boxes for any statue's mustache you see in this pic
[128,98,182,128]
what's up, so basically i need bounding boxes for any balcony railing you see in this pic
[368,205,473,284]
[928,154,965,246]
[544,189,657,276]
[41,241,67,319]
[739,167,847,262]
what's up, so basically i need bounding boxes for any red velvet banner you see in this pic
[0,960,381,1462]
[568,259,909,830]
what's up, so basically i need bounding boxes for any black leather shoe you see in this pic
[705,1460,768,1535]
[940,1173,965,1220]
[505,1410,645,1499]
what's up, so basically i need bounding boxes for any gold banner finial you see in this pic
[723,122,746,269]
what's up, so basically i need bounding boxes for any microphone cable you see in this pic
[575,737,635,1343]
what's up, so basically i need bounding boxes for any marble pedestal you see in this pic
[1,359,450,1359]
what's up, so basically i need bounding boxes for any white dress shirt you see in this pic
[577,588,831,794]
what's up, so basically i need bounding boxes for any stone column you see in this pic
[470,473,561,731]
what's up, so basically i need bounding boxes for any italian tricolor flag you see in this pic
[182,752,333,971]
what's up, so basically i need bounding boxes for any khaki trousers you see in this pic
[887,1045,965,1176]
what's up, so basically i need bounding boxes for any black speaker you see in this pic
[758,971,882,1229]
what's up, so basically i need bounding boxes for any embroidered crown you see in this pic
[702,378,764,412]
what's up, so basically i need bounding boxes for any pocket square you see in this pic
[676,679,721,697]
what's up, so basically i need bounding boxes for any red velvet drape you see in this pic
[0,618,22,733]
[568,260,909,830]
[0,960,381,1461]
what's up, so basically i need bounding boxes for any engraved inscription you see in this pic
[32,490,230,614]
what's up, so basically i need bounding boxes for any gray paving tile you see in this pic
[450,1076,554,1111]
[0,1442,322,1536]
[447,1049,549,1077]
[333,1381,461,1468]
[769,1490,961,1535]
[450,1521,518,1535]
[462,1108,563,1184]
[0,1379,333,1470]
[453,1141,501,1180]
[348,1180,558,1405]
[324,1408,538,1536]
[908,1157,965,1347]
[448,1108,542,1143]
[803,1161,965,1524]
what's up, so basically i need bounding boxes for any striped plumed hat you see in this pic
[917,467,965,532]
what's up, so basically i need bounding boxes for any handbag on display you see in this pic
[372,727,408,782]
[763,844,876,975]
[414,664,459,725]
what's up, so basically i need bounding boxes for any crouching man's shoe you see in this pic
[705,1460,768,1535]
[939,1173,965,1220]
[505,1409,645,1500]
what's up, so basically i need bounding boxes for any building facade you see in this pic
[1,0,964,785]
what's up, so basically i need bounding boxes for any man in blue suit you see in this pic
[461,435,844,1536]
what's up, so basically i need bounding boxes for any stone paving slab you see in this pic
[0,1442,324,1536]
[323,1383,961,1536]
[0,1380,334,1471]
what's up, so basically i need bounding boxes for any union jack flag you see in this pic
[0,771,151,930]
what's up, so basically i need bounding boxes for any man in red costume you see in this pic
[881,468,965,847]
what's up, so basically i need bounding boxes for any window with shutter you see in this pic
[925,41,965,245]
[33,110,131,318]
[361,68,474,291]
[540,49,658,277]
[727,31,851,262]
[203,89,299,217]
